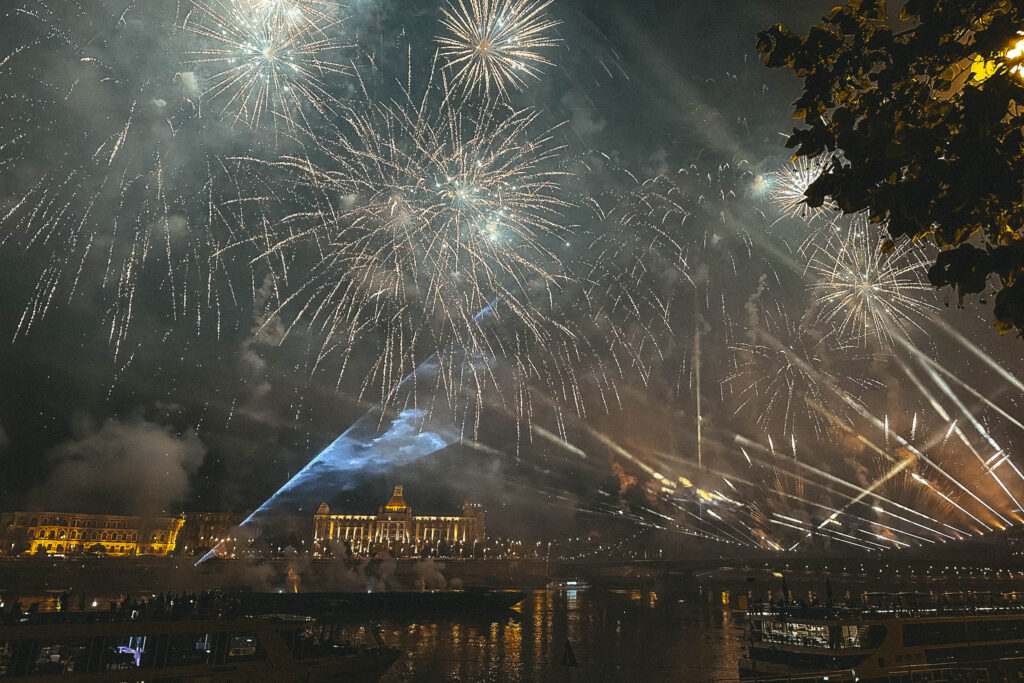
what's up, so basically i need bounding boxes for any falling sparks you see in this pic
[0,2,230,357]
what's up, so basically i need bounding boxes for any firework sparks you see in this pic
[437,0,561,99]
[242,69,581,431]
[730,300,831,438]
[769,152,836,223]
[583,160,767,401]
[806,218,937,347]
[0,3,233,356]
[183,0,351,132]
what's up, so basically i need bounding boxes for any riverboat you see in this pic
[545,580,590,591]
[740,591,1024,680]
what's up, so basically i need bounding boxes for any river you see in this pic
[359,587,744,681]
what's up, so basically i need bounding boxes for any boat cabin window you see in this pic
[227,632,263,661]
[904,619,1024,646]
[164,632,212,667]
[756,620,830,648]
[29,639,91,675]
[752,620,884,650]
[836,624,862,648]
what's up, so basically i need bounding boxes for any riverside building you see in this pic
[312,486,485,557]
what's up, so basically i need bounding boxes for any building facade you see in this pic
[313,486,485,555]
[176,512,246,557]
[0,511,184,556]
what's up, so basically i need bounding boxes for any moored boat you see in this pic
[740,591,1024,680]
[0,610,400,680]
[545,580,589,591]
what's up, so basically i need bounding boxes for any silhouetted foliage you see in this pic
[757,0,1024,334]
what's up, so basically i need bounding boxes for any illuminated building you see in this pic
[313,486,485,556]
[177,512,246,557]
[0,511,184,556]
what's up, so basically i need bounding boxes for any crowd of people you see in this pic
[1,590,242,625]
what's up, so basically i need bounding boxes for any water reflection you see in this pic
[364,587,743,681]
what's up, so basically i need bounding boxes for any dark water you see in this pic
[365,588,744,681]
[9,587,745,680]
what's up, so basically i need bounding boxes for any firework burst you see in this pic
[729,300,834,438]
[769,152,837,223]
[243,70,583,431]
[182,0,351,133]
[437,0,561,99]
[728,297,883,440]
[806,218,937,348]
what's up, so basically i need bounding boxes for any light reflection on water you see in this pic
[363,588,743,681]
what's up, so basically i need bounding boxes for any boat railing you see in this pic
[748,599,1024,621]
[886,665,990,682]
[0,608,244,628]
[709,670,858,681]
[714,665,990,682]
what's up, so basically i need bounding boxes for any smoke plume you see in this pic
[27,416,206,515]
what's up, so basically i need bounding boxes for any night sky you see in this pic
[2,0,1022,550]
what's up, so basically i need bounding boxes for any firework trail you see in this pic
[574,146,1023,549]
[437,0,561,99]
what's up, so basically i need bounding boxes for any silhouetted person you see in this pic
[560,639,578,667]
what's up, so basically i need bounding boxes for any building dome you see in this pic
[384,486,408,512]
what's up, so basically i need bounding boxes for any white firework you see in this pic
[183,0,351,132]
[240,73,580,427]
[769,152,837,223]
[807,218,937,347]
[437,0,561,99]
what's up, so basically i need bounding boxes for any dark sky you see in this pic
[3,0,1022,550]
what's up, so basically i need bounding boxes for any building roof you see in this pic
[384,485,408,512]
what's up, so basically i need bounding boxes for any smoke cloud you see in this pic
[237,274,287,422]
[27,416,206,515]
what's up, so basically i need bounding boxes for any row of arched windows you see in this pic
[24,517,132,529]
[31,529,138,542]
[35,543,133,554]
